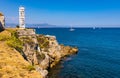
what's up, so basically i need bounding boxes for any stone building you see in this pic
[0,12,5,31]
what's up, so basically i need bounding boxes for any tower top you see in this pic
[19,6,25,10]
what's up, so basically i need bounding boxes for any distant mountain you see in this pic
[6,23,120,28]
[5,23,17,28]
[5,23,62,28]
[26,23,58,28]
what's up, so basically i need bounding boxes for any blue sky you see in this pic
[0,0,120,27]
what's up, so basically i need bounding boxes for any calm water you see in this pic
[35,28,120,78]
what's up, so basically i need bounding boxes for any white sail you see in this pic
[70,26,75,31]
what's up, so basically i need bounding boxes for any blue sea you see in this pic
[35,28,120,78]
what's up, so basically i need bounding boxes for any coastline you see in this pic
[0,28,78,78]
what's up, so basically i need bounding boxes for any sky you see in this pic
[0,0,120,27]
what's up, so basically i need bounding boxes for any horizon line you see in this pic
[5,23,120,26]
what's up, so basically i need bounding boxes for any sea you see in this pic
[35,28,120,78]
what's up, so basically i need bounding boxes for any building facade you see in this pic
[19,6,25,29]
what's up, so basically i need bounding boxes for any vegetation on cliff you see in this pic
[37,34,78,68]
[0,28,78,78]
[36,52,46,61]
[0,29,42,78]
[0,29,23,52]
[37,35,49,49]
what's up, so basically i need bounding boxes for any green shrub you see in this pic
[26,65,35,71]
[0,35,10,41]
[0,31,11,41]
[36,52,45,60]
[43,41,49,48]
[37,37,45,44]
[7,38,23,50]
[16,25,19,28]
[20,36,34,45]
[6,31,23,51]
[37,36,49,49]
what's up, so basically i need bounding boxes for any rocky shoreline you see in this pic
[0,28,78,78]
[17,29,78,78]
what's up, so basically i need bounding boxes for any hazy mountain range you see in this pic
[5,23,120,28]
[5,23,70,28]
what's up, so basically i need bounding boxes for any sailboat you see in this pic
[69,26,75,31]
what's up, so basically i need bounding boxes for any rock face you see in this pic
[0,30,42,78]
[0,28,78,78]
[17,29,38,64]
[16,29,78,78]
[17,29,49,78]
[0,13,5,31]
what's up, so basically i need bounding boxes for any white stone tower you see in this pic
[19,6,25,29]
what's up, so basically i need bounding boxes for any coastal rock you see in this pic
[60,45,78,57]
[0,30,42,78]
[0,12,5,32]
[36,66,48,78]
[0,28,78,78]
[37,34,78,68]
[17,29,39,65]
[17,29,49,77]
[38,52,50,69]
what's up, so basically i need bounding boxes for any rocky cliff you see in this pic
[0,12,5,31]
[0,29,42,78]
[0,28,78,78]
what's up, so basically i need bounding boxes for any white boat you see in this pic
[70,27,75,31]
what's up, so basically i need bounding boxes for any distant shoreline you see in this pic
[5,26,120,29]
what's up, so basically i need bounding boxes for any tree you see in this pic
[16,25,19,28]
